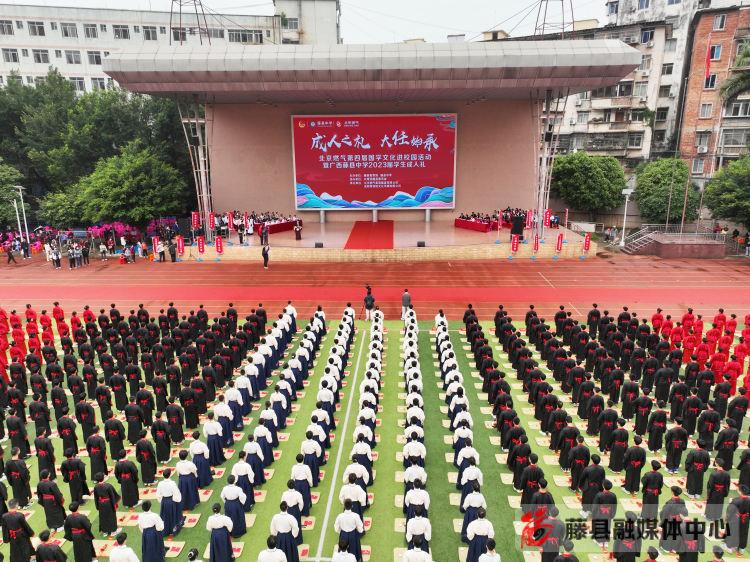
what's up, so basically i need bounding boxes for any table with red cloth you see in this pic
[254,220,302,235]
[454,218,492,232]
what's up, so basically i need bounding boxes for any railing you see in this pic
[620,224,721,254]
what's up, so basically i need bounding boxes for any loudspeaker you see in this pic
[315,242,324,248]
[417,241,426,247]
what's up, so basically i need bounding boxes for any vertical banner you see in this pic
[525,209,533,229]
[191,211,200,229]
[151,236,159,255]
[533,233,539,253]
[215,235,224,254]
[209,212,215,230]
[584,233,591,252]
[511,234,520,253]
[556,233,564,252]
[543,208,551,228]
[564,208,569,229]
[243,212,250,230]
[197,236,205,254]
[176,235,184,255]
[228,212,235,231]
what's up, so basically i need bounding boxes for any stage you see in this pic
[191,221,594,261]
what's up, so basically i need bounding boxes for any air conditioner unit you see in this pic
[625,36,637,44]
[569,118,577,125]
[639,97,648,103]
[647,41,654,47]
[697,146,708,153]
[640,69,650,76]
[575,98,583,106]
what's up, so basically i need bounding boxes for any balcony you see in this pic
[717,145,750,156]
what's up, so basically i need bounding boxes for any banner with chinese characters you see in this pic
[292,114,457,210]
[176,236,184,255]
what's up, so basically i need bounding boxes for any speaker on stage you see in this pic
[417,241,426,247]
[315,242,324,248]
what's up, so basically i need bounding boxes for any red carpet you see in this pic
[344,220,394,249]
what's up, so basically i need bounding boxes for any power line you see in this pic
[466,0,542,41]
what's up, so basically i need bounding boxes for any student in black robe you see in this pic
[86,427,108,482]
[646,402,668,452]
[93,472,121,536]
[50,383,68,422]
[664,419,688,474]
[36,530,67,562]
[180,383,199,429]
[2,499,35,562]
[152,374,169,412]
[135,383,155,426]
[591,480,618,546]
[136,430,158,485]
[608,419,629,473]
[74,400,96,443]
[622,436,646,495]
[29,394,51,435]
[568,437,590,492]
[110,371,128,411]
[151,413,172,464]
[725,484,750,552]
[5,448,31,507]
[705,460,731,522]
[714,419,739,471]
[34,428,57,480]
[697,401,722,450]
[124,398,145,445]
[684,439,711,499]
[95,379,113,420]
[508,435,531,491]
[114,451,140,509]
[658,487,688,553]
[57,409,79,454]
[165,399,185,444]
[578,454,605,516]
[640,461,663,521]
[104,412,126,461]
[0,480,8,517]
[61,449,90,504]
[6,414,30,457]
[64,503,96,562]
[612,511,641,562]
[519,454,544,513]
[37,470,66,530]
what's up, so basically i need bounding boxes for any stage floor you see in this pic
[241,220,533,249]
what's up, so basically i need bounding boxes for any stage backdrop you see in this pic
[292,114,456,210]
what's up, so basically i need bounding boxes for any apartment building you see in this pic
[0,1,340,93]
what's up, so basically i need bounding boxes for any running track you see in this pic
[2,255,750,319]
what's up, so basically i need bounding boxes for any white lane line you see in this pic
[538,272,555,288]
[314,324,368,562]
[568,301,583,316]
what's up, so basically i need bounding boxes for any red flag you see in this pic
[228,212,235,231]
[215,235,224,254]
[543,209,551,228]
[705,33,713,79]
[243,212,249,230]
[525,210,533,229]
[584,233,591,252]
[197,236,205,254]
[556,233,564,252]
[533,233,539,252]
[191,211,200,229]
[511,234,520,252]
[208,212,215,230]
[176,236,184,255]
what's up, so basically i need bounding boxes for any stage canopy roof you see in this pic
[104,40,641,103]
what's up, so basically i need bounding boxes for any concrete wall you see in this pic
[275,0,340,44]
[207,99,539,222]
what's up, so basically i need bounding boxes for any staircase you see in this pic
[620,226,657,255]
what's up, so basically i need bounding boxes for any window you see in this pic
[100,24,107,32]
[50,22,57,30]
[721,128,750,146]
[696,131,711,147]
[134,25,140,33]
[54,49,62,58]
[602,109,612,123]
[32,49,49,63]
[0,77,4,85]
[60,22,78,38]
[653,130,666,142]
[15,21,22,29]
[228,29,263,43]
[630,109,645,122]
[206,28,224,39]
[87,51,101,65]
[282,17,299,30]
[143,26,157,40]
[667,0,681,4]
[25,76,33,85]
[639,54,652,71]
[692,159,704,174]
[628,133,643,148]
[710,44,722,60]
[69,77,85,92]
[84,24,98,38]
[91,77,106,90]
[608,1,619,15]
[107,77,114,88]
[655,107,668,121]
[726,101,750,117]
[0,20,13,35]
[665,38,677,52]
[700,103,713,118]
[576,112,589,124]
[659,85,671,97]
[704,74,717,89]
[714,15,726,30]
[160,26,166,34]
[661,63,673,75]
[113,25,130,39]
[28,21,45,36]
[638,0,649,9]
[172,27,187,42]
[21,49,28,57]
[2,48,19,63]
[64,50,81,64]
[617,82,633,96]
[34,76,44,86]
[634,81,648,97]
[579,90,590,100]
[641,28,654,43]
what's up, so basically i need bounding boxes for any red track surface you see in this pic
[1,254,749,319]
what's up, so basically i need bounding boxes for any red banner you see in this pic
[556,233,564,252]
[176,236,184,255]
[543,209,551,227]
[151,236,159,254]
[292,114,457,210]
[511,234,520,252]
[197,236,205,254]
[228,212,235,231]
[191,211,200,229]
[525,210,533,229]
[533,233,539,252]
[209,212,215,229]
[215,235,223,254]
[584,233,591,252]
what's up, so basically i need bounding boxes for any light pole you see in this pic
[12,199,23,243]
[14,185,30,244]
[620,185,635,248]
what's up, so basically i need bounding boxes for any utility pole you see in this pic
[15,185,30,245]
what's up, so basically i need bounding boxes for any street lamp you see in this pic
[620,185,635,248]
[14,185,30,244]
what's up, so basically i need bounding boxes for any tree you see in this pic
[74,141,188,225]
[720,43,750,101]
[635,158,699,224]
[0,158,24,227]
[704,154,750,228]
[38,189,83,229]
[551,151,625,220]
